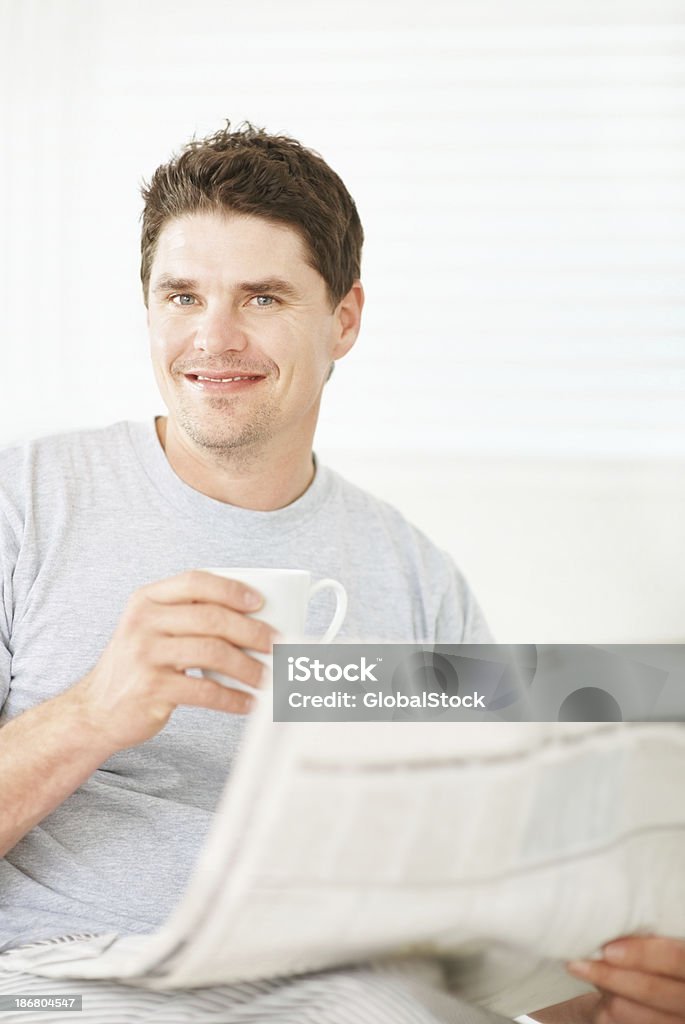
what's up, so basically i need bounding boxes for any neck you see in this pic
[155,416,316,511]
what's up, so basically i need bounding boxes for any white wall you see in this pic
[321,450,685,643]
[2,0,684,640]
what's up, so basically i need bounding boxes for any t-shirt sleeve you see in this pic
[0,634,9,711]
[0,454,23,712]
[435,565,495,644]
[0,519,14,711]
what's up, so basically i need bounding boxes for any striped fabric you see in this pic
[0,938,512,1024]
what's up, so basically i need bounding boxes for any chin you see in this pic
[181,417,269,454]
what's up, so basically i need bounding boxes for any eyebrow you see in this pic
[151,275,301,300]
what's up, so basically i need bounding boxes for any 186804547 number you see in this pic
[0,994,83,1011]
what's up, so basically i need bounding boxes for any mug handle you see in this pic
[308,578,348,643]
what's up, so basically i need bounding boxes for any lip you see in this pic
[183,373,265,393]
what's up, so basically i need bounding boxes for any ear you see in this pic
[332,281,364,361]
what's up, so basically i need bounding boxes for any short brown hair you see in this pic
[140,120,364,309]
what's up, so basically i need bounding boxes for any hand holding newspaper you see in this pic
[3,692,685,1015]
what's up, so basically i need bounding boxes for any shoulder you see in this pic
[0,421,134,523]
[0,420,132,467]
[321,464,493,643]
[0,420,134,474]
[322,464,459,583]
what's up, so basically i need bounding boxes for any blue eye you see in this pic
[253,295,276,307]
[171,294,195,306]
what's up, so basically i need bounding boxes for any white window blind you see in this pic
[1,0,683,456]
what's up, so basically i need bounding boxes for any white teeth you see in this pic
[195,375,259,382]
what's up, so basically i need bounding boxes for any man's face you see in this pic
[147,211,358,457]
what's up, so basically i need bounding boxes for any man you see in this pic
[0,120,496,1024]
[0,122,682,1023]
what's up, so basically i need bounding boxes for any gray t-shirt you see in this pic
[0,419,491,951]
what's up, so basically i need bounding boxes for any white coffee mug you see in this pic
[194,567,347,692]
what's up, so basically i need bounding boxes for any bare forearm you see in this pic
[0,684,118,857]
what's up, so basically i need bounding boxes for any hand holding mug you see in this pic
[196,567,348,693]
[74,570,276,752]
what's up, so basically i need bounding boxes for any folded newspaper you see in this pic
[3,694,685,1015]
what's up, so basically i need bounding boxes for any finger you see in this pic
[594,992,612,1021]
[160,669,257,716]
[567,961,685,1016]
[153,636,266,689]
[140,570,264,612]
[602,937,685,981]
[153,602,277,654]
[598,993,685,1024]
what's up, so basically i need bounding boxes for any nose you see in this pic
[193,303,248,354]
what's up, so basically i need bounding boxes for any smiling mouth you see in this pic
[183,373,266,391]
[185,374,264,382]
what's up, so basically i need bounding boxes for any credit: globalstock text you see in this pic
[287,689,486,709]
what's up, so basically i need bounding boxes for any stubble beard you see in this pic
[176,392,279,459]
